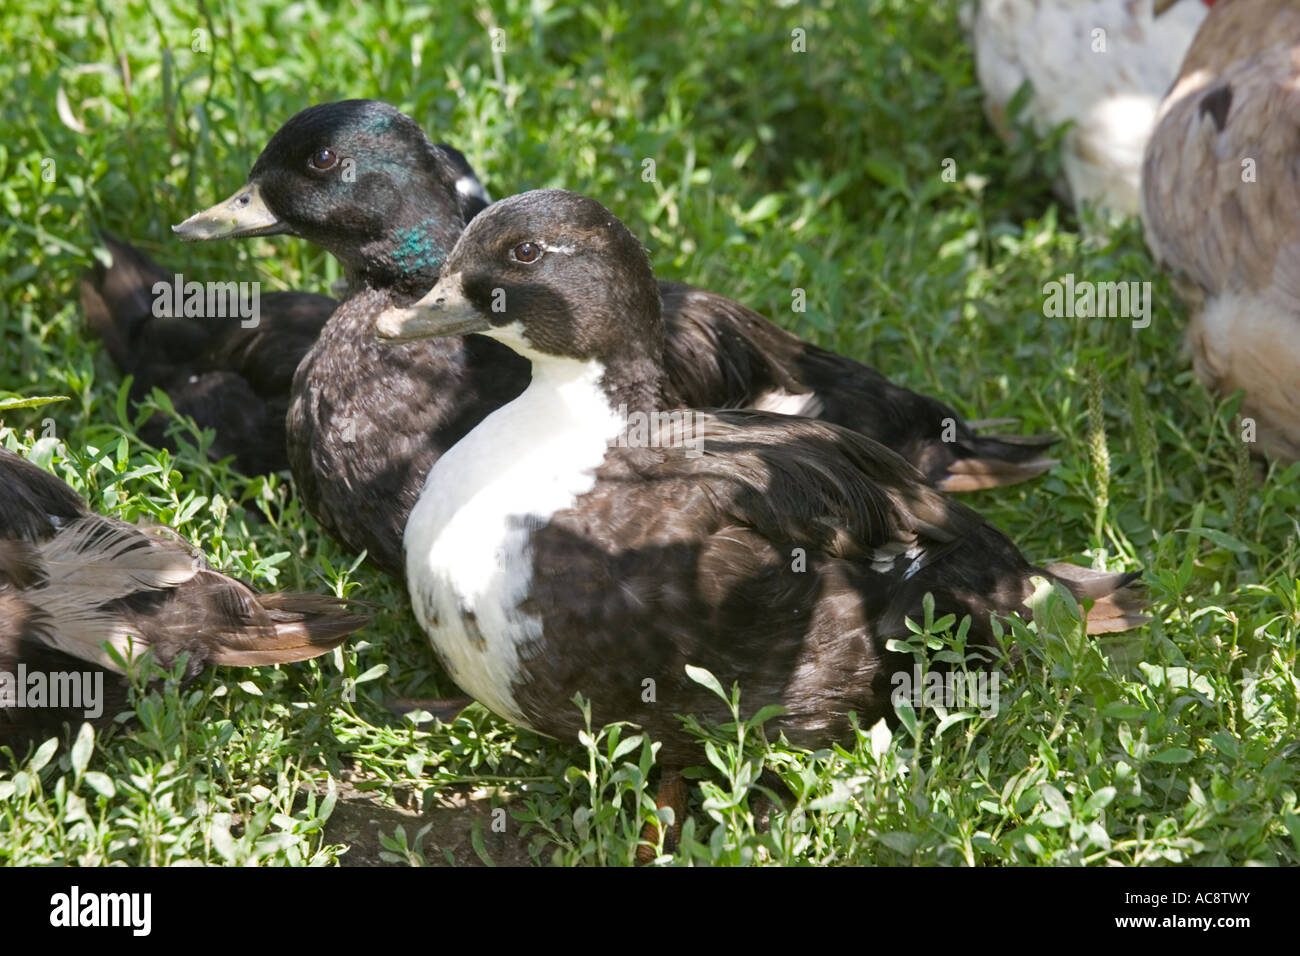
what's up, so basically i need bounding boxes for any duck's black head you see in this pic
[375,189,665,396]
[174,100,488,292]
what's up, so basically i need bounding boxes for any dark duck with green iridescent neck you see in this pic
[173,100,1055,579]
[373,189,1145,856]
[80,147,489,476]
[174,101,517,577]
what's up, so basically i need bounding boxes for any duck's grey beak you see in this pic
[1151,0,1181,15]
[375,273,490,342]
[172,182,286,241]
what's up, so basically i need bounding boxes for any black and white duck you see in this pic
[372,188,1147,856]
[162,100,1055,578]
[0,447,366,752]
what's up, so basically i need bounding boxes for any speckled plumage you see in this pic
[1142,0,1300,460]
[287,286,529,576]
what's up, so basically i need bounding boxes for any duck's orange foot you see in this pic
[636,767,688,865]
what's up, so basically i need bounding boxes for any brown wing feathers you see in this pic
[687,414,1143,642]
[0,448,365,745]
[597,412,1141,643]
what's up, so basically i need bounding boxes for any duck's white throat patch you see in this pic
[403,352,622,726]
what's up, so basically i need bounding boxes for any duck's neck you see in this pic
[517,356,627,440]
[343,261,437,302]
[518,347,665,436]
[353,196,464,298]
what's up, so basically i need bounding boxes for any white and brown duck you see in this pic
[374,188,1148,859]
[975,0,1215,216]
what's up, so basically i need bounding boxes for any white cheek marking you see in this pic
[481,320,534,358]
[404,354,622,726]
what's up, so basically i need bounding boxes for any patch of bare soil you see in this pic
[319,772,539,867]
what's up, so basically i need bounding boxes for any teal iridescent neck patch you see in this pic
[390,218,445,273]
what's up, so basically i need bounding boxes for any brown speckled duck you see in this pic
[1142,0,1300,460]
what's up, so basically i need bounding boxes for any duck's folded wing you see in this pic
[538,411,968,643]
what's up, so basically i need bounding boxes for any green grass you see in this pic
[2,0,1298,866]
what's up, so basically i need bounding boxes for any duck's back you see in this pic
[659,284,1057,491]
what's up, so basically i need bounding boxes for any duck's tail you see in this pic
[937,430,1060,493]
[1045,563,1149,634]
[21,513,368,674]
[1,585,365,755]
[204,590,369,666]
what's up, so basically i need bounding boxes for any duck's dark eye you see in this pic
[310,148,338,171]
[513,242,541,263]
